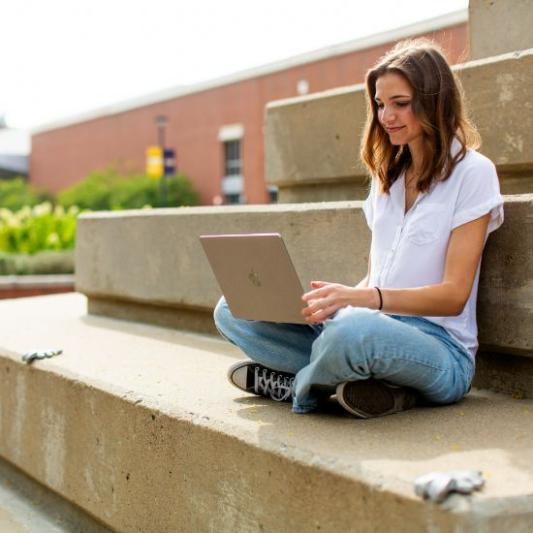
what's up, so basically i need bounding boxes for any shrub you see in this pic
[57,169,120,211]
[160,174,199,208]
[0,203,78,255]
[58,169,199,210]
[0,250,74,275]
[0,177,52,212]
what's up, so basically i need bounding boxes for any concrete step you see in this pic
[0,456,110,532]
[1,293,533,532]
[265,49,533,201]
[75,197,533,358]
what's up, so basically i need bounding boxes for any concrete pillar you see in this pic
[469,0,533,59]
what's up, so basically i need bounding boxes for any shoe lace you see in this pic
[254,366,294,401]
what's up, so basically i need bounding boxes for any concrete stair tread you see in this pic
[0,457,110,532]
[2,293,533,508]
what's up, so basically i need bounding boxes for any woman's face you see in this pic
[374,72,423,147]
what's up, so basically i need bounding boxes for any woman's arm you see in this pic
[302,213,491,323]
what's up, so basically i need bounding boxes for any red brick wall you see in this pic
[0,286,73,300]
[30,24,468,205]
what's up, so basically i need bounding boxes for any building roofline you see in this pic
[32,8,467,135]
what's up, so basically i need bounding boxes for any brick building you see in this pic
[30,10,468,205]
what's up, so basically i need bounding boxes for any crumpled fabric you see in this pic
[22,348,62,364]
[414,470,485,502]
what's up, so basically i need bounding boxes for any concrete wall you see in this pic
[469,0,533,59]
[75,196,533,355]
[265,49,533,202]
[76,203,369,335]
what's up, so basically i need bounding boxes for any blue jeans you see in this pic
[214,297,475,414]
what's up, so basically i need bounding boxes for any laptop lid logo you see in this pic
[248,268,262,287]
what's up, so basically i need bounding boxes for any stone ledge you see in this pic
[75,201,368,317]
[1,293,533,532]
[0,274,75,289]
[0,456,110,532]
[87,296,217,335]
[0,274,75,301]
[265,48,533,201]
[469,0,533,59]
[75,197,533,356]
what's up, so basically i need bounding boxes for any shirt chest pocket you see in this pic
[406,203,449,246]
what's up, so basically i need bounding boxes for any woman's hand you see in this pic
[301,281,378,324]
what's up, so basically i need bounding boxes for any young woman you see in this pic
[214,39,504,418]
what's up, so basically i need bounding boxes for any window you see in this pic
[224,193,241,204]
[223,140,241,177]
[219,125,244,204]
[222,139,242,204]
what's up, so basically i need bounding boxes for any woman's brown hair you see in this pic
[360,38,480,194]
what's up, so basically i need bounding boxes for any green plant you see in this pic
[108,175,159,209]
[0,203,78,255]
[57,169,121,211]
[0,250,74,275]
[160,174,199,208]
[0,177,52,211]
[58,169,199,210]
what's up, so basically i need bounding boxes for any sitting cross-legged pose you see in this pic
[214,38,504,418]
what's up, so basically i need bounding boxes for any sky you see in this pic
[0,0,468,131]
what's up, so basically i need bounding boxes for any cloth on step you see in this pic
[414,470,485,502]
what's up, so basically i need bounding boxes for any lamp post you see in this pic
[155,115,168,206]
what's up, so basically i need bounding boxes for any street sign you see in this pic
[146,146,163,178]
[164,148,176,176]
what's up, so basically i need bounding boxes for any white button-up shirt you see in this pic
[363,145,504,359]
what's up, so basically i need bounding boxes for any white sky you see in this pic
[1,0,468,130]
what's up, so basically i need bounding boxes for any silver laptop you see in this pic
[200,233,307,324]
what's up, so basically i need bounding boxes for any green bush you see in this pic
[0,177,52,212]
[0,203,78,255]
[0,170,199,275]
[58,169,199,210]
[0,250,74,275]
[160,174,199,208]
[57,169,121,211]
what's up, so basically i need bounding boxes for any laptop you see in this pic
[200,233,307,324]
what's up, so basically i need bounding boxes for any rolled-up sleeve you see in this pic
[451,159,504,234]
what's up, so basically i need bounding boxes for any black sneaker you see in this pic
[336,378,418,418]
[227,361,295,402]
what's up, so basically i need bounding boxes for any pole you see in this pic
[155,115,168,206]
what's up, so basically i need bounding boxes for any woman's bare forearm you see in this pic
[302,281,465,323]
[353,275,463,316]
[378,283,465,316]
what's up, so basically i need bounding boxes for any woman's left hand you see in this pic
[301,281,375,323]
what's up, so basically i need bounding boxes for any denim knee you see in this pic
[321,307,381,349]
[309,307,381,374]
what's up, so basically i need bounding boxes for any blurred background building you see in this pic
[0,117,30,179]
[29,10,468,205]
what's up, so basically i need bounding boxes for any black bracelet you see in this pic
[374,287,383,310]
